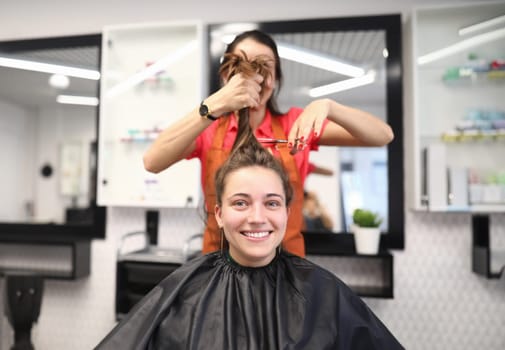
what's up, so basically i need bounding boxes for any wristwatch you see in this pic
[199,101,218,121]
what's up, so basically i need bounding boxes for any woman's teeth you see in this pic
[243,231,270,238]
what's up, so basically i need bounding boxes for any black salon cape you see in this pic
[95,252,403,350]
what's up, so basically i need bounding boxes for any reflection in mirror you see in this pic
[272,30,388,233]
[0,38,100,226]
[210,26,389,233]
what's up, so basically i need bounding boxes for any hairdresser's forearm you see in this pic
[143,108,209,173]
[321,99,394,146]
[143,92,231,173]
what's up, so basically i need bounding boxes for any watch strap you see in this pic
[200,101,218,121]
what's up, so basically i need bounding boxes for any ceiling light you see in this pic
[418,27,505,65]
[277,42,365,78]
[0,56,100,80]
[309,70,376,97]
[57,95,99,106]
[105,40,197,98]
[458,14,505,36]
[49,74,70,89]
[218,34,366,77]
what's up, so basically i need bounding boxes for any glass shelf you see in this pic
[98,21,205,207]
[443,68,505,83]
[441,129,505,142]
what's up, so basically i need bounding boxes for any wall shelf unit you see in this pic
[98,21,205,208]
[304,232,394,298]
[407,2,505,213]
[0,235,91,280]
[406,2,505,280]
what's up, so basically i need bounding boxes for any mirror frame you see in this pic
[0,34,106,240]
[208,14,404,252]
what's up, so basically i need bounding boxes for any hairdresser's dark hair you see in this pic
[221,30,283,115]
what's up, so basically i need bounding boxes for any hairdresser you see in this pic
[143,30,394,257]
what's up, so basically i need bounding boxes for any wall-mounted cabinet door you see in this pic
[408,2,505,213]
[98,21,205,207]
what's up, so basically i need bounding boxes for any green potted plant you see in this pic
[352,209,383,255]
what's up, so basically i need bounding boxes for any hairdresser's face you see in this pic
[232,38,277,108]
[215,166,288,267]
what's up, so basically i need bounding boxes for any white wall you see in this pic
[0,100,96,224]
[35,105,96,222]
[0,0,469,41]
[0,100,35,221]
[1,1,504,349]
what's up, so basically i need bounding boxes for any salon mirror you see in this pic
[0,34,106,239]
[209,15,404,249]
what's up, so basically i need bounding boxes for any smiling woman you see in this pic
[0,34,106,239]
[96,91,404,349]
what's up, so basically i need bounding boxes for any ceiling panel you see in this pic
[0,46,99,108]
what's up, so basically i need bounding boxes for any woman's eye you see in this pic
[266,200,281,208]
[232,200,248,208]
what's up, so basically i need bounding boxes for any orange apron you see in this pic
[202,116,305,257]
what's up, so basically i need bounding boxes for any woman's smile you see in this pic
[240,230,272,240]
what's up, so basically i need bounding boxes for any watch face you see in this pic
[199,104,208,117]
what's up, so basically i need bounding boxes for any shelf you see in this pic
[443,68,505,83]
[441,130,505,143]
[0,238,91,280]
[304,232,394,298]
[408,2,505,213]
[427,204,505,213]
[98,21,204,208]
[352,286,393,298]
[307,252,394,299]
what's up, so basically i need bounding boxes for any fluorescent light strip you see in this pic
[0,56,100,80]
[105,40,197,98]
[459,14,505,36]
[418,27,505,65]
[57,95,99,106]
[309,70,376,97]
[277,42,365,78]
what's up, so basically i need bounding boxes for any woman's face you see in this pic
[231,38,277,109]
[215,165,288,267]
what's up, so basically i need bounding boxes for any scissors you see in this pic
[256,138,289,144]
[257,137,303,155]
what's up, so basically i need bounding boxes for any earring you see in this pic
[220,227,224,254]
[277,244,282,255]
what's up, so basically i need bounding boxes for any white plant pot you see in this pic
[353,226,381,255]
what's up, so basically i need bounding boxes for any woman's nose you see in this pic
[248,204,266,223]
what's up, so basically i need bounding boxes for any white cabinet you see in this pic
[98,21,205,207]
[408,2,505,212]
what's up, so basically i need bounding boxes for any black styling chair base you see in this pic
[4,272,44,350]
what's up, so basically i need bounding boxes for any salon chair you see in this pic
[115,231,202,319]
[3,272,44,350]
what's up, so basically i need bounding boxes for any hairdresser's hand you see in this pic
[287,99,329,153]
[210,73,264,115]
